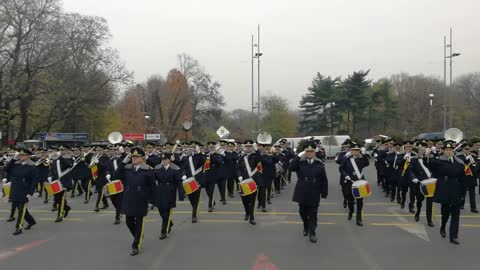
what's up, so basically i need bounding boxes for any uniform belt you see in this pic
[303,178,317,183]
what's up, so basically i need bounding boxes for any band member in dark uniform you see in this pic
[224,141,238,198]
[398,141,416,213]
[204,142,224,211]
[339,142,369,226]
[78,146,94,204]
[407,141,435,226]
[386,142,403,204]
[236,140,262,225]
[153,153,183,239]
[428,141,464,245]
[93,146,113,212]
[108,145,124,224]
[271,145,286,197]
[70,147,84,198]
[181,141,205,223]
[172,143,186,201]
[335,140,351,208]
[258,142,274,212]
[145,142,161,168]
[3,148,37,235]
[372,139,388,192]
[50,145,73,223]
[116,147,155,256]
[456,143,479,213]
[289,141,328,243]
[36,148,51,203]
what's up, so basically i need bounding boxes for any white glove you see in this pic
[412,178,419,184]
[106,174,111,180]
[345,176,352,181]
[360,147,366,155]
[403,153,410,160]
[238,176,243,181]
[297,151,305,157]
[26,194,30,199]
[182,175,187,181]
[431,146,436,153]
[467,155,473,161]
[47,177,52,182]
[345,152,352,158]
[425,148,431,155]
[2,178,7,184]
[119,146,125,153]
[13,152,19,160]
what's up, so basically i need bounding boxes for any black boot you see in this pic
[440,226,446,238]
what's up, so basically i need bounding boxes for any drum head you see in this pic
[421,178,437,184]
[352,180,368,187]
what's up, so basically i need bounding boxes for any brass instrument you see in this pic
[108,132,123,145]
[257,132,272,145]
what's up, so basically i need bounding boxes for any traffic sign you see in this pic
[216,126,230,139]
[145,134,161,140]
[124,133,145,141]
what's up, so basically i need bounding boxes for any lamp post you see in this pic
[444,28,461,129]
[251,25,262,133]
[428,93,434,131]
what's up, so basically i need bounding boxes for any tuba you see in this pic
[444,128,463,143]
[256,132,272,145]
[108,132,123,145]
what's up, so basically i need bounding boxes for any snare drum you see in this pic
[420,178,437,198]
[44,180,64,195]
[2,182,11,197]
[352,180,371,199]
[239,178,257,196]
[105,180,124,196]
[182,177,200,195]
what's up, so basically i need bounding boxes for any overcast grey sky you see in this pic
[63,0,480,110]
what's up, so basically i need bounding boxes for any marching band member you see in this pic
[49,145,73,222]
[399,141,416,213]
[428,141,464,245]
[153,153,183,239]
[339,142,369,226]
[314,139,326,162]
[116,147,155,256]
[224,141,239,198]
[257,142,274,212]
[372,139,388,192]
[145,142,161,168]
[181,141,205,223]
[271,144,286,197]
[93,146,113,212]
[335,140,352,208]
[172,143,186,201]
[289,141,328,243]
[204,141,224,211]
[70,147,84,198]
[456,143,479,213]
[3,148,37,235]
[280,139,294,184]
[109,145,124,224]
[236,140,262,225]
[35,148,51,203]
[386,142,402,204]
[407,141,435,226]
[78,146,94,204]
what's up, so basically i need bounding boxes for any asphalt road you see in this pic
[1,161,480,270]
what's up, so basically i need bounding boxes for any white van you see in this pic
[275,135,350,158]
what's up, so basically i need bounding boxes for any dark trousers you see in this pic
[158,208,173,234]
[273,176,281,193]
[216,179,227,202]
[71,179,83,196]
[178,185,185,200]
[227,178,236,196]
[126,216,145,250]
[187,188,201,218]
[53,190,70,218]
[415,189,433,222]
[384,176,391,195]
[461,186,477,210]
[95,186,108,209]
[347,193,364,221]
[81,178,92,202]
[12,201,35,230]
[257,186,267,208]
[390,178,399,201]
[241,191,257,221]
[204,183,215,208]
[38,181,45,196]
[441,203,461,239]
[399,184,414,208]
[299,204,318,236]
[267,183,272,201]
[110,193,123,220]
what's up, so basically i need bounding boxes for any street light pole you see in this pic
[449,27,453,128]
[443,35,447,131]
[251,34,254,117]
[257,24,261,133]
[428,94,434,131]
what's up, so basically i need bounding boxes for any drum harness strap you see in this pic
[349,157,363,181]
[417,158,432,178]
[189,156,202,176]
[244,156,258,178]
